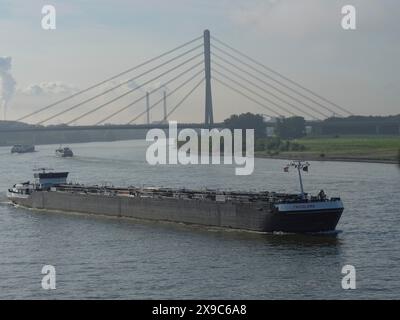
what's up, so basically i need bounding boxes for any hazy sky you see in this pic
[0,0,399,124]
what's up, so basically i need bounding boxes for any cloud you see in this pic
[20,81,80,96]
[229,0,337,39]
[103,79,168,95]
[229,0,400,39]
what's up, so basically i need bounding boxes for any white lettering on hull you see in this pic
[276,200,343,213]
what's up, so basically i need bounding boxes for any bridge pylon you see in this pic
[204,29,214,126]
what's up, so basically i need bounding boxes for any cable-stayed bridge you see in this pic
[2,30,352,133]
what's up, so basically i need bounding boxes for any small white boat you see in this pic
[11,145,35,154]
[55,146,74,157]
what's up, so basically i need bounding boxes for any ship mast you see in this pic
[284,161,310,198]
[297,162,304,196]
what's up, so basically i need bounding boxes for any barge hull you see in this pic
[10,191,343,233]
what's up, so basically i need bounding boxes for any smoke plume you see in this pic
[0,56,16,120]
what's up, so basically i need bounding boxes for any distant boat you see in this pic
[11,145,35,154]
[55,146,74,158]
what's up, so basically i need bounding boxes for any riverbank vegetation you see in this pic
[255,136,400,163]
[223,113,400,163]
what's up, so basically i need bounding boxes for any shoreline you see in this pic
[255,153,398,165]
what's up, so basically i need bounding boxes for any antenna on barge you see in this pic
[284,161,310,198]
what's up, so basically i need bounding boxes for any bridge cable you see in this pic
[213,77,283,118]
[38,52,204,125]
[38,47,203,125]
[97,67,204,125]
[211,44,347,117]
[211,36,353,116]
[16,35,203,122]
[127,75,204,124]
[212,61,321,120]
[213,69,296,117]
[212,53,328,119]
[165,79,205,120]
[66,58,203,125]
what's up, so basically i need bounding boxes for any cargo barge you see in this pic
[7,163,344,233]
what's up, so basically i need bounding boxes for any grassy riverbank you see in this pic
[255,136,400,164]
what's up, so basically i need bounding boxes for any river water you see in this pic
[0,139,399,299]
